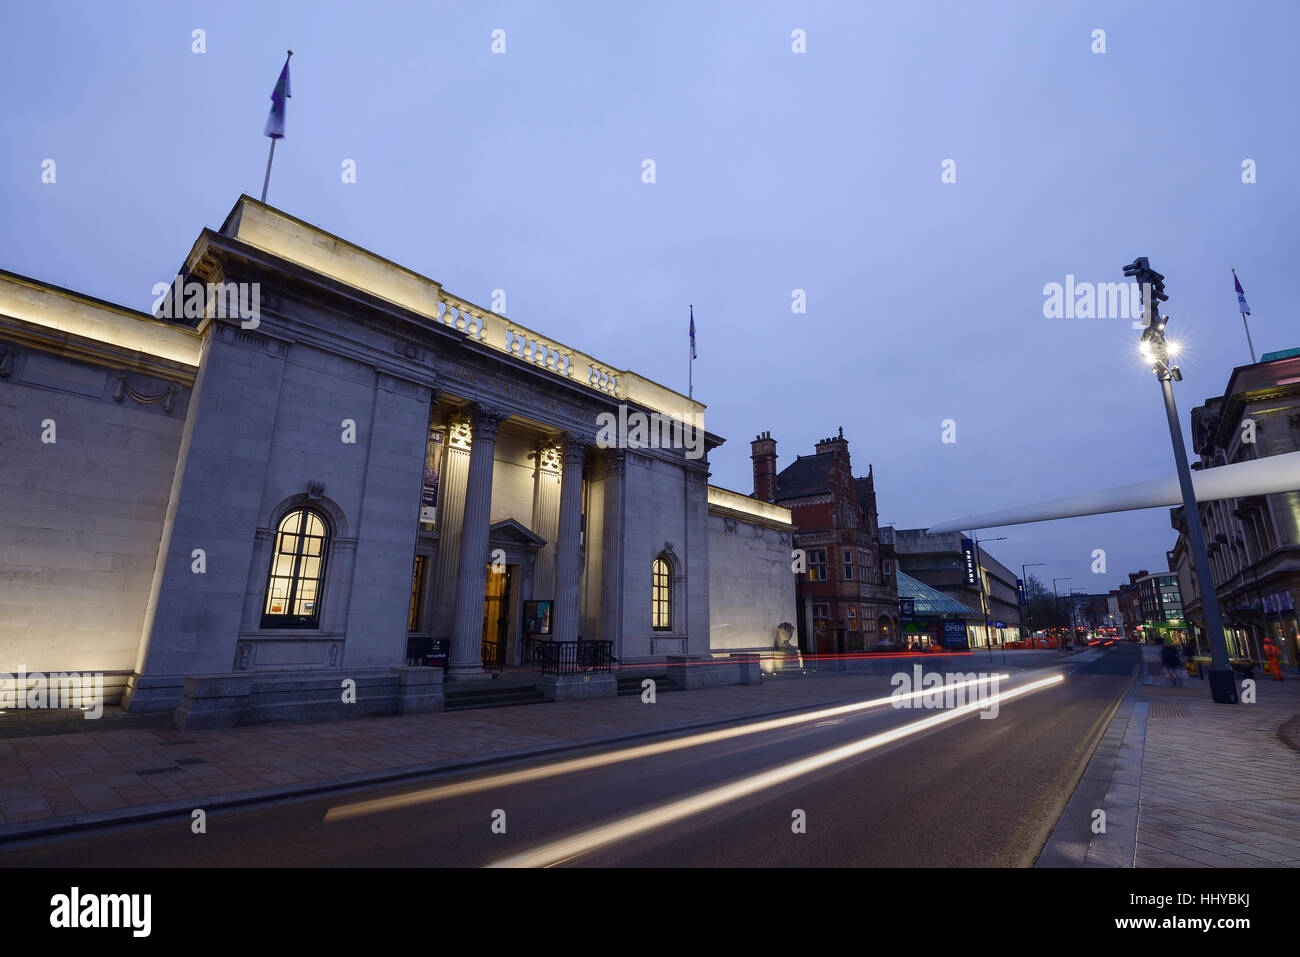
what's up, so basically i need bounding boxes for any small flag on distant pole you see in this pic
[1233,269,1250,316]
[1233,269,1257,363]
[688,305,697,399]
[260,50,293,203]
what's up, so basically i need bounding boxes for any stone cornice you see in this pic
[186,231,727,449]
[0,314,197,387]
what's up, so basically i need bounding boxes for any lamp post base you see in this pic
[1208,668,1239,704]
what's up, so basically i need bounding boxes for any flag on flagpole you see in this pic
[689,305,697,359]
[263,52,293,139]
[1233,269,1251,315]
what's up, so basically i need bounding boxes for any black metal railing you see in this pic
[521,636,549,669]
[481,639,505,673]
[521,638,615,676]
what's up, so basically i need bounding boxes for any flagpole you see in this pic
[260,138,276,204]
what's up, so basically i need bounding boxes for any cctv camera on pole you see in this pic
[1124,257,1236,703]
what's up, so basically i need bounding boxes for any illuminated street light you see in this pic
[1122,257,1235,704]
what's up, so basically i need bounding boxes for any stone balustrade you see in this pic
[225,198,698,420]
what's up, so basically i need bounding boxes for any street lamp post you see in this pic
[1125,257,1236,704]
[1023,562,1047,642]
[1053,577,1072,649]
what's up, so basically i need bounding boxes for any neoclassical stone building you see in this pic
[0,197,796,720]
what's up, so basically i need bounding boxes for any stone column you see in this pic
[447,404,507,679]
[552,435,590,643]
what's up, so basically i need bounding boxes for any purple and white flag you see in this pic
[1233,269,1251,316]
[263,53,292,139]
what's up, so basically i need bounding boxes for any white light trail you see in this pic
[324,674,1009,823]
[488,673,1065,868]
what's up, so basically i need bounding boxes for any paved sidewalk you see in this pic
[1,658,1032,842]
[1053,644,1300,868]
[1133,646,1300,867]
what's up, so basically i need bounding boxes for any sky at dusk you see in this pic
[3,1,1296,597]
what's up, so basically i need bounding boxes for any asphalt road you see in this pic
[1,644,1140,867]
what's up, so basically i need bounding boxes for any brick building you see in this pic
[750,429,898,655]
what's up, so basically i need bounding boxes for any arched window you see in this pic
[652,556,672,631]
[262,508,330,628]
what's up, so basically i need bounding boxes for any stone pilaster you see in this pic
[552,435,590,643]
[600,450,626,649]
[431,410,472,634]
[447,404,507,679]
[531,438,562,598]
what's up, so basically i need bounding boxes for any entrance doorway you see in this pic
[482,564,513,670]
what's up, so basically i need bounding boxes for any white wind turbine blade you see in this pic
[927,451,1300,534]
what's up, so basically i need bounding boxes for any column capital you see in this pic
[533,437,563,473]
[602,448,626,478]
[561,433,594,464]
[447,410,473,451]
[470,403,509,438]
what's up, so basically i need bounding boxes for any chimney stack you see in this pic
[814,426,849,462]
[751,431,777,502]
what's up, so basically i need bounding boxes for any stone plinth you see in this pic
[535,673,618,701]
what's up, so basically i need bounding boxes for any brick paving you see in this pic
[1133,645,1300,868]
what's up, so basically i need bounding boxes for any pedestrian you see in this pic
[1160,641,1182,686]
[1263,638,1284,682]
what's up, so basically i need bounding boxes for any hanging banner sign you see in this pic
[420,429,443,524]
[961,538,978,586]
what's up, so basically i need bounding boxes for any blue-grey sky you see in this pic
[2,1,1295,596]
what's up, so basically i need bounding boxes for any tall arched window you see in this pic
[262,508,330,628]
[652,556,672,631]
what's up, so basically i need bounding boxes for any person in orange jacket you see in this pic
[1263,638,1284,681]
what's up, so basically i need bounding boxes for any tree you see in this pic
[1025,574,1067,631]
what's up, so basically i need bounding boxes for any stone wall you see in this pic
[0,312,193,680]
[706,487,797,653]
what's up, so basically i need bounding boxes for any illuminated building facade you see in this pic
[1170,349,1300,668]
[0,196,795,723]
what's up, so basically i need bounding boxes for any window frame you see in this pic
[261,507,331,629]
[807,548,828,582]
[652,556,672,632]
